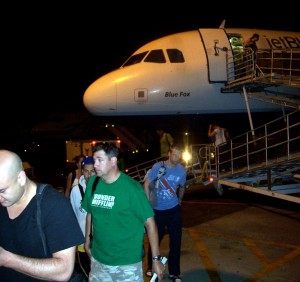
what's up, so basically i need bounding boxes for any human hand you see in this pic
[84,240,92,259]
[152,257,167,281]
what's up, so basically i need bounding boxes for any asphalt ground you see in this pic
[143,184,300,282]
[33,170,300,281]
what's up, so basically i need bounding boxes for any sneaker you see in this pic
[145,268,152,277]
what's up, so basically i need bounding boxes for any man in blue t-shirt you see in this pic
[144,143,187,282]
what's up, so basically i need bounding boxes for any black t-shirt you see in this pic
[0,183,85,281]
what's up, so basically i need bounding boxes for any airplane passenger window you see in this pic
[122,51,149,67]
[144,49,166,63]
[167,49,184,63]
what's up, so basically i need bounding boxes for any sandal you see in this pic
[145,268,152,277]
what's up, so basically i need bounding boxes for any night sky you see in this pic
[3,4,298,126]
[1,3,298,177]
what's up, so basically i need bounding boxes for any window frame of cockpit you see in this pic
[122,48,185,67]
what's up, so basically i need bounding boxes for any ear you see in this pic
[17,170,27,186]
[111,156,118,166]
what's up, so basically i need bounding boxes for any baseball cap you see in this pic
[81,156,94,167]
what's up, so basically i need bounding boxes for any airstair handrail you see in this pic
[217,109,300,177]
[225,47,300,88]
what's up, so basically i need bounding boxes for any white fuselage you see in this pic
[83,28,300,116]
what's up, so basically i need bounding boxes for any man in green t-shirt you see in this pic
[82,142,165,281]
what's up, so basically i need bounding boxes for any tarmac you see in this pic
[142,184,300,282]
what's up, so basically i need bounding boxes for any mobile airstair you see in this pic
[126,110,300,204]
[188,110,300,204]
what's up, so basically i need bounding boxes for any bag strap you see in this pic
[71,171,76,185]
[89,176,100,242]
[36,184,85,281]
[155,161,166,181]
[78,183,85,199]
[91,176,100,196]
[153,161,166,189]
[36,183,49,256]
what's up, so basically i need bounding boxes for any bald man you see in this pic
[0,149,85,282]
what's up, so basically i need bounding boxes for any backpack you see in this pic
[149,161,166,190]
[155,161,166,188]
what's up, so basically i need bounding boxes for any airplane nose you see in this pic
[83,73,117,116]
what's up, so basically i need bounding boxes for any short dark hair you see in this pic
[169,142,183,153]
[73,154,85,163]
[92,142,119,159]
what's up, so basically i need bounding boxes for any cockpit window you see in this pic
[144,49,166,63]
[122,48,184,67]
[122,51,148,67]
[167,49,185,63]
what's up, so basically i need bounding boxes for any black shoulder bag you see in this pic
[88,176,100,242]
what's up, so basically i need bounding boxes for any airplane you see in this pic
[44,24,300,203]
[83,21,300,119]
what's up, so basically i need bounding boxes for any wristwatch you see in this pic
[152,255,162,261]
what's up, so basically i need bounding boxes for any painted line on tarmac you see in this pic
[243,238,300,281]
[188,228,300,281]
[188,228,222,282]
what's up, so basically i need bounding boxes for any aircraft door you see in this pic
[199,29,232,82]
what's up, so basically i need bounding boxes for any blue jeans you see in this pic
[147,205,182,276]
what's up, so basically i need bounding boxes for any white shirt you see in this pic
[70,175,87,246]
[214,127,227,146]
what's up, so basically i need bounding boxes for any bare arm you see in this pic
[145,217,165,281]
[64,172,72,198]
[143,178,151,200]
[178,185,185,205]
[0,246,76,281]
[208,124,216,138]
